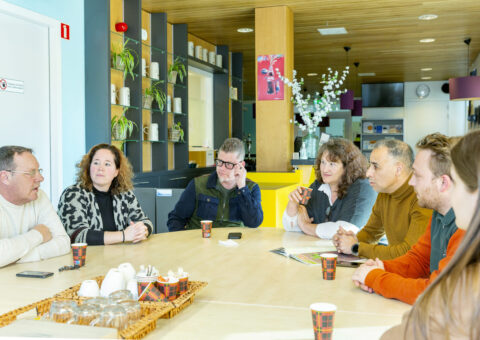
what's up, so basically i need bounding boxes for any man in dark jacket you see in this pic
[167,138,263,231]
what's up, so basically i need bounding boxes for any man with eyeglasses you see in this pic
[0,146,70,267]
[350,134,464,305]
[167,138,263,231]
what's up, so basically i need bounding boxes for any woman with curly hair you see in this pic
[58,144,153,245]
[283,138,377,239]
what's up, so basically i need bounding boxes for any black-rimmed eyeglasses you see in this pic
[215,159,238,170]
[5,169,43,178]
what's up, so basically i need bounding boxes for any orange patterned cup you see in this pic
[299,187,313,205]
[71,243,87,267]
[321,254,337,280]
[201,220,212,238]
[310,302,337,340]
[157,278,179,301]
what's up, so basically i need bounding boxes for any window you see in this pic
[188,67,213,148]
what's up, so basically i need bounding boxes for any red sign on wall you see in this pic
[61,23,70,40]
[257,55,284,101]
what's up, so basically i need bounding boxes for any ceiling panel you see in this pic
[143,0,480,98]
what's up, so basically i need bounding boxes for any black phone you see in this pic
[16,271,54,278]
[336,261,361,268]
[228,232,242,239]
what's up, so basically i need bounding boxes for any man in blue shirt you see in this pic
[167,138,263,231]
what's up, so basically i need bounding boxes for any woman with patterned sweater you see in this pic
[58,144,153,245]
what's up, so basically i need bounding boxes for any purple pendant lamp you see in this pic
[351,62,363,116]
[449,38,480,101]
[340,46,354,109]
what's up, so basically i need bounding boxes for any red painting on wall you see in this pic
[257,54,284,101]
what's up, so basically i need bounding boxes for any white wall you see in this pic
[363,81,467,149]
[5,0,85,188]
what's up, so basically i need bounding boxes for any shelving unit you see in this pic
[85,0,241,180]
[361,118,404,158]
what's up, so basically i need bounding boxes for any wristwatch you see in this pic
[351,243,359,256]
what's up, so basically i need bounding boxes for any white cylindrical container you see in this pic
[167,95,172,113]
[150,62,159,80]
[208,51,216,64]
[173,97,182,113]
[149,123,159,141]
[202,49,208,61]
[141,58,146,77]
[216,54,222,68]
[188,41,194,56]
[111,84,117,104]
[119,87,130,107]
[195,46,203,59]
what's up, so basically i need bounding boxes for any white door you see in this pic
[0,1,62,204]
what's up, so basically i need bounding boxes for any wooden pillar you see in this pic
[255,6,294,172]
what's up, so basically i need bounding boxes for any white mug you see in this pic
[100,268,126,297]
[195,45,203,59]
[78,280,100,298]
[119,87,130,107]
[188,41,194,56]
[150,62,159,80]
[174,97,182,113]
[216,54,223,68]
[143,123,159,141]
[202,49,208,61]
[167,95,172,113]
[117,262,136,283]
[141,58,147,77]
[209,51,216,64]
[111,84,117,105]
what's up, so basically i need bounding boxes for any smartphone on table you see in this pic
[16,271,54,278]
[228,232,242,239]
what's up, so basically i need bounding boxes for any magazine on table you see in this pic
[270,246,366,267]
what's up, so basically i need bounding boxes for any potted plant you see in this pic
[111,38,138,80]
[111,113,137,140]
[168,57,186,84]
[143,81,166,111]
[168,121,184,142]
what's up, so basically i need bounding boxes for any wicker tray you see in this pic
[0,277,207,339]
[54,276,207,318]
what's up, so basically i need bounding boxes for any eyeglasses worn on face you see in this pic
[5,169,43,177]
[215,159,238,170]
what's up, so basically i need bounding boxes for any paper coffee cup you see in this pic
[310,302,337,340]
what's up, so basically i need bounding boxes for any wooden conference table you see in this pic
[0,228,409,339]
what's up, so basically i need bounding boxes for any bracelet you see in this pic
[122,230,125,243]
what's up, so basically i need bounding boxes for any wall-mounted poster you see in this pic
[257,54,284,101]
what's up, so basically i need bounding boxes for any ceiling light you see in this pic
[237,28,253,33]
[317,27,348,35]
[418,14,438,20]
[307,73,318,76]
[420,38,435,43]
[421,76,432,80]
[421,68,433,71]
[358,72,376,77]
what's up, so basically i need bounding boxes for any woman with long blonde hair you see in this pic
[382,130,480,339]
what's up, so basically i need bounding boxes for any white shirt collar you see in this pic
[318,183,333,205]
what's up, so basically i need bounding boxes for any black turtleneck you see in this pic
[86,187,117,245]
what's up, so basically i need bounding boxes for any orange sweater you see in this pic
[364,218,465,305]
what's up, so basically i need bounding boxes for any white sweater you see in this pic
[0,189,70,267]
